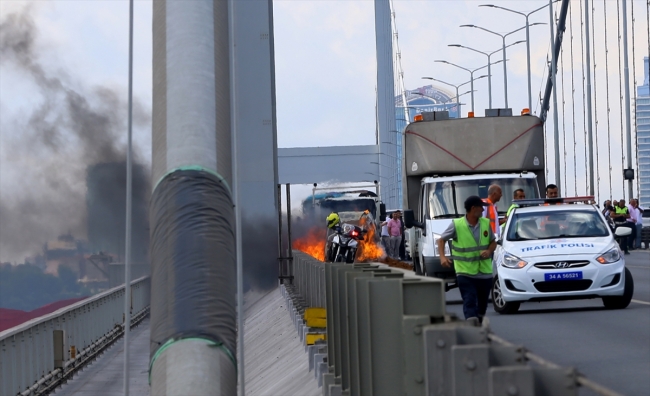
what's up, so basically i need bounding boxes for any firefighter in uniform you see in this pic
[438,196,496,324]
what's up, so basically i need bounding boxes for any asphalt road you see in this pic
[445,250,650,396]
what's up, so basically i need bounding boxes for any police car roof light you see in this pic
[513,196,595,207]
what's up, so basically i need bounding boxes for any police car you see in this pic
[492,197,634,314]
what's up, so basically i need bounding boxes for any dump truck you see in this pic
[402,111,546,290]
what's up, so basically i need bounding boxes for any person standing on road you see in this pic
[380,216,390,254]
[629,199,643,249]
[439,196,496,324]
[612,199,635,254]
[546,184,559,199]
[482,185,503,238]
[386,211,403,259]
[397,210,407,260]
[502,189,525,233]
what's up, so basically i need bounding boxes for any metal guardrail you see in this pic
[0,277,150,396]
[288,251,622,396]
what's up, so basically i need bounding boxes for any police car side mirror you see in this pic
[496,239,502,246]
[379,203,387,221]
[614,227,632,237]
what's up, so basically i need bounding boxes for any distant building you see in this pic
[395,85,458,130]
[637,57,650,208]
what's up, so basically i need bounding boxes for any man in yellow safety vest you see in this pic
[439,196,497,324]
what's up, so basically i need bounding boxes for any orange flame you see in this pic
[293,228,327,261]
[294,217,386,263]
[356,225,386,262]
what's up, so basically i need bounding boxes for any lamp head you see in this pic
[460,24,475,28]
[448,44,462,47]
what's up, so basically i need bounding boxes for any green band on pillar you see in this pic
[153,166,232,196]
[148,337,237,384]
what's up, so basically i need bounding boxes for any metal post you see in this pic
[470,72,475,113]
[487,54,493,109]
[229,0,245,392]
[525,16,533,110]
[286,184,293,283]
[550,0,561,193]
[122,0,134,394]
[622,0,633,199]
[277,184,284,282]
[502,37,508,108]
[456,86,461,117]
[585,0,595,196]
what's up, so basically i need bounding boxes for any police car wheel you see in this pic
[492,276,520,314]
[602,268,634,309]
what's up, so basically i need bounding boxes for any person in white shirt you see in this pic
[380,218,390,254]
[628,199,644,249]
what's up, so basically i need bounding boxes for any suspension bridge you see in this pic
[0,1,649,396]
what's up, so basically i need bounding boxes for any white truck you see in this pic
[402,112,546,290]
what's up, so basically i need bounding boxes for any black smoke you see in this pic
[0,8,151,262]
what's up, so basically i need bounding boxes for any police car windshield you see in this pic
[506,210,610,241]
[427,178,539,219]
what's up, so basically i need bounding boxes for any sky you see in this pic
[1,0,649,262]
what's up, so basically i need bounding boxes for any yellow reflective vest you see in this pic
[450,217,493,276]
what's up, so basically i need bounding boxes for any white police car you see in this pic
[492,197,634,314]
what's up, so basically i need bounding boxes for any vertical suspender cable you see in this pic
[123,0,134,395]
[581,0,590,195]
[617,0,626,197]
[228,0,245,394]
[622,0,634,200]
[560,11,568,195]
[630,0,639,201]
[585,0,596,198]
[604,0,613,200]
[550,0,561,192]
[570,1,579,196]
[591,0,601,201]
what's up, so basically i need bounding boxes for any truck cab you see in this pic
[407,173,540,285]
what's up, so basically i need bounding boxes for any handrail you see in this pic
[0,276,149,340]
[0,276,151,396]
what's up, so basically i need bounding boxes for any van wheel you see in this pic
[602,268,634,309]
[492,276,520,314]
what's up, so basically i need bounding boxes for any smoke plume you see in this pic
[0,8,151,262]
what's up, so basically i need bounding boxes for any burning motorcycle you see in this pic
[326,223,367,263]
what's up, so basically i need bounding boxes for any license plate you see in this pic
[544,271,583,281]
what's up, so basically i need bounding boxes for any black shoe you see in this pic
[624,250,630,255]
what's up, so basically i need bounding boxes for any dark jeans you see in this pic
[615,223,637,250]
[457,275,493,320]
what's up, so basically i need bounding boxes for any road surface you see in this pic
[446,251,650,396]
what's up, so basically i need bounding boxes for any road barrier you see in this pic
[0,277,150,396]
[286,251,622,396]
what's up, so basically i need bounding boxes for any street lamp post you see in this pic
[479,1,559,111]
[430,60,502,113]
[448,41,525,109]
[460,23,544,109]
